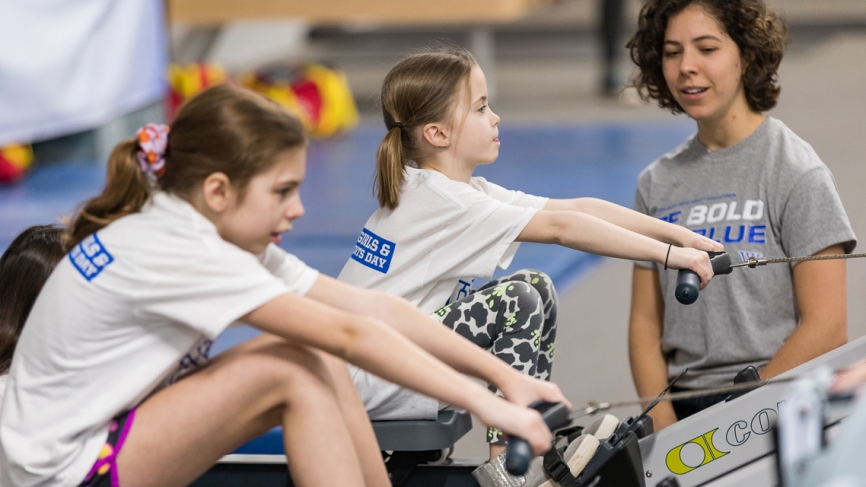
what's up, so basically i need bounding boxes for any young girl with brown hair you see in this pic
[627,0,856,429]
[0,84,566,487]
[337,47,722,468]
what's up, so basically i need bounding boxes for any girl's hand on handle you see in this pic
[499,372,572,411]
[477,397,553,456]
[680,232,724,252]
[665,246,714,289]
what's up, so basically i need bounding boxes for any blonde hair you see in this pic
[65,84,307,251]
[376,46,476,210]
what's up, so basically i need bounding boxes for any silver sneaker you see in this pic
[472,453,527,487]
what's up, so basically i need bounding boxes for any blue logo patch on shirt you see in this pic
[69,233,114,281]
[445,279,474,306]
[167,339,214,385]
[351,228,395,274]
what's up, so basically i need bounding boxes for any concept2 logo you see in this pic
[665,405,780,475]
[665,429,728,475]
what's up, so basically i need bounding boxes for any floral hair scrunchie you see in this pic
[135,123,169,186]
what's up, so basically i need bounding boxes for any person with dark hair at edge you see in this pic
[600,0,627,97]
[0,225,65,403]
[627,0,856,429]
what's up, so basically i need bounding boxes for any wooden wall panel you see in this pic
[167,0,548,25]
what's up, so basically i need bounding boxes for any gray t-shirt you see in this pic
[634,117,856,389]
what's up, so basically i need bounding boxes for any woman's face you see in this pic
[662,4,750,123]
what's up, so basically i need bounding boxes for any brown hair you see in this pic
[628,0,788,114]
[0,225,65,374]
[65,84,307,251]
[376,46,476,210]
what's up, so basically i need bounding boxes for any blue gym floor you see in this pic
[0,121,693,353]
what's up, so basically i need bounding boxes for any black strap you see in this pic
[543,449,581,487]
[554,425,585,445]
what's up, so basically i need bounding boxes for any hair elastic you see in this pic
[664,243,672,270]
[391,122,405,131]
[135,123,170,186]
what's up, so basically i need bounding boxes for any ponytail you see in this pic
[64,85,306,252]
[376,126,406,210]
[64,140,151,252]
[375,46,476,210]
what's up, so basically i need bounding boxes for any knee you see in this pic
[521,269,558,308]
[505,281,544,313]
[229,342,334,398]
[523,269,555,292]
[507,280,537,298]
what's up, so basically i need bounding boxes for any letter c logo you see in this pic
[666,429,729,475]
[726,420,750,446]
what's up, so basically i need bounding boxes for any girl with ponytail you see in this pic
[1,83,564,487]
[338,46,722,468]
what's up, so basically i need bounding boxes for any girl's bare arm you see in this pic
[544,198,722,252]
[305,275,570,409]
[242,293,553,454]
[518,209,715,286]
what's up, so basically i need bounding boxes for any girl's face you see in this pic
[450,65,501,166]
[218,148,306,254]
[662,4,750,123]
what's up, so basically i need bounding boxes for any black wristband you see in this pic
[664,244,672,270]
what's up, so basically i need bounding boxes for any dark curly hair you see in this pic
[628,0,788,114]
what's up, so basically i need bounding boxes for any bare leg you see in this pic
[212,334,389,485]
[320,353,391,487]
[490,444,506,459]
[116,339,366,487]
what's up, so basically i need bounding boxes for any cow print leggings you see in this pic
[431,269,558,444]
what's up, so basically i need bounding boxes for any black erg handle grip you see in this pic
[675,251,731,305]
[675,269,701,304]
[504,401,571,475]
[504,436,533,475]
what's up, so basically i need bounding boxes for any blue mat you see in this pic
[0,121,694,356]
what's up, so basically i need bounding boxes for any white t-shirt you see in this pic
[338,166,547,420]
[339,166,548,314]
[0,192,318,487]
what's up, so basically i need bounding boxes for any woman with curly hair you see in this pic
[626,0,856,428]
